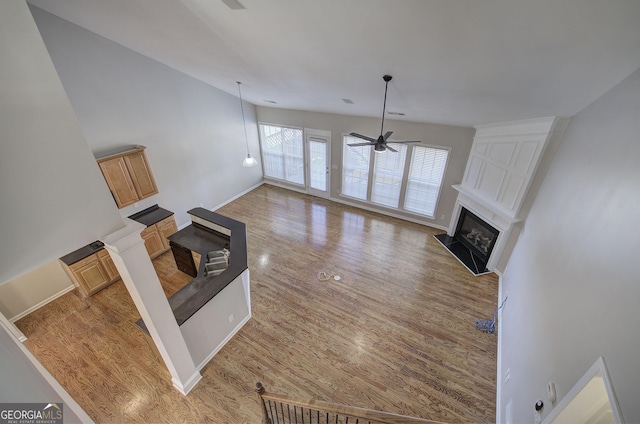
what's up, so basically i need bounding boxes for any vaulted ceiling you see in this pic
[28,0,640,127]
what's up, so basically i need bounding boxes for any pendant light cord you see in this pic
[237,81,251,153]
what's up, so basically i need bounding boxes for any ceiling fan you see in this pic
[348,75,421,153]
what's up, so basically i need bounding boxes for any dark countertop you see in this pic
[138,207,247,328]
[128,204,173,227]
[59,240,105,265]
[60,205,173,266]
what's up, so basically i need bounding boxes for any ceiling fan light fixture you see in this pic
[347,75,422,153]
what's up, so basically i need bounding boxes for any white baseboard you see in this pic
[212,182,265,211]
[9,284,76,323]
[172,371,203,396]
[496,273,504,424]
[261,180,449,232]
[194,312,252,373]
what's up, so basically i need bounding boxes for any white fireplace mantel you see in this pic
[448,116,558,272]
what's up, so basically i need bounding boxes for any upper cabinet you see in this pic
[97,146,158,208]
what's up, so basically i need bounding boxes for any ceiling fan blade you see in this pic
[383,131,393,141]
[387,140,422,144]
[349,132,378,143]
[348,142,376,147]
[386,145,398,152]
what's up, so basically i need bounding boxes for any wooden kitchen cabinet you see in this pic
[141,215,178,259]
[97,248,119,281]
[157,216,179,250]
[97,146,158,208]
[61,250,120,298]
[141,225,166,259]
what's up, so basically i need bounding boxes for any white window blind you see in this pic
[371,144,407,208]
[341,136,370,200]
[404,146,449,217]
[259,124,304,185]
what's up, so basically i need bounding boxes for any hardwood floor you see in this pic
[16,185,499,423]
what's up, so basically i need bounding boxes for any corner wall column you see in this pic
[102,218,201,395]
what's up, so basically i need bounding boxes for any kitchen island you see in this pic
[136,207,251,370]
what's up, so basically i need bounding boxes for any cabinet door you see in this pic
[124,151,158,200]
[157,216,178,250]
[141,226,165,259]
[98,157,139,208]
[71,256,110,294]
[97,249,119,281]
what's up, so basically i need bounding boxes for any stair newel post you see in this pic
[255,382,272,424]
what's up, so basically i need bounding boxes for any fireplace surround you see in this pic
[436,117,558,275]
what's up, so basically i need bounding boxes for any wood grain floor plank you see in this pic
[17,185,498,423]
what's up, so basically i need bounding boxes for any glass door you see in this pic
[305,129,330,198]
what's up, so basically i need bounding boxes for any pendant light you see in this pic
[237,81,258,167]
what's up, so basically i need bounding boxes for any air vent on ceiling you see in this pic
[342,99,354,104]
[221,0,246,10]
[387,111,405,116]
[264,100,277,104]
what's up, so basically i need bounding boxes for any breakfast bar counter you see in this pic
[136,207,248,330]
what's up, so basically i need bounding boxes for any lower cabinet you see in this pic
[141,215,178,259]
[61,251,120,298]
[61,215,178,297]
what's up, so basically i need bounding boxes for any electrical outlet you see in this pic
[440,214,446,220]
[505,368,511,384]
[134,202,139,208]
[228,314,234,323]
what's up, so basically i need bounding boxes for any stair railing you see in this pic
[255,382,444,424]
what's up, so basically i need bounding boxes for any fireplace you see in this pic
[454,208,499,263]
[434,206,501,276]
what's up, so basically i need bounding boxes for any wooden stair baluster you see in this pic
[256,382,272,424]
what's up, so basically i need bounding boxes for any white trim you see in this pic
[211,181,265,211]
[333,195,449,230]
[262,180,448,230]
[0,314,95,423]
[172,371,203,396]
[496,273,504,424]
[177,181,265,230]
[9,284,76,324]
[542,357,624,424]
[193,312,252,373]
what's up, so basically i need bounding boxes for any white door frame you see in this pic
[304,128,331,198]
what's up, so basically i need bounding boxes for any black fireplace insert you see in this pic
[454,207,499,263]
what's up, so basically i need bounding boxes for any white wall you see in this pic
[0,314,92,421]
[180,271,251,369]
[0,261,74,322]
[30,5,263,228]
[256,107,474,228]
[0,1,124,285]
[499,67,640,423]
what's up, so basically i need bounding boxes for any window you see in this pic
[341,136,370,200]
[371,144,407,207]
[404,146,449,217]
[341,135,449,218]
[259,124,304,185]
